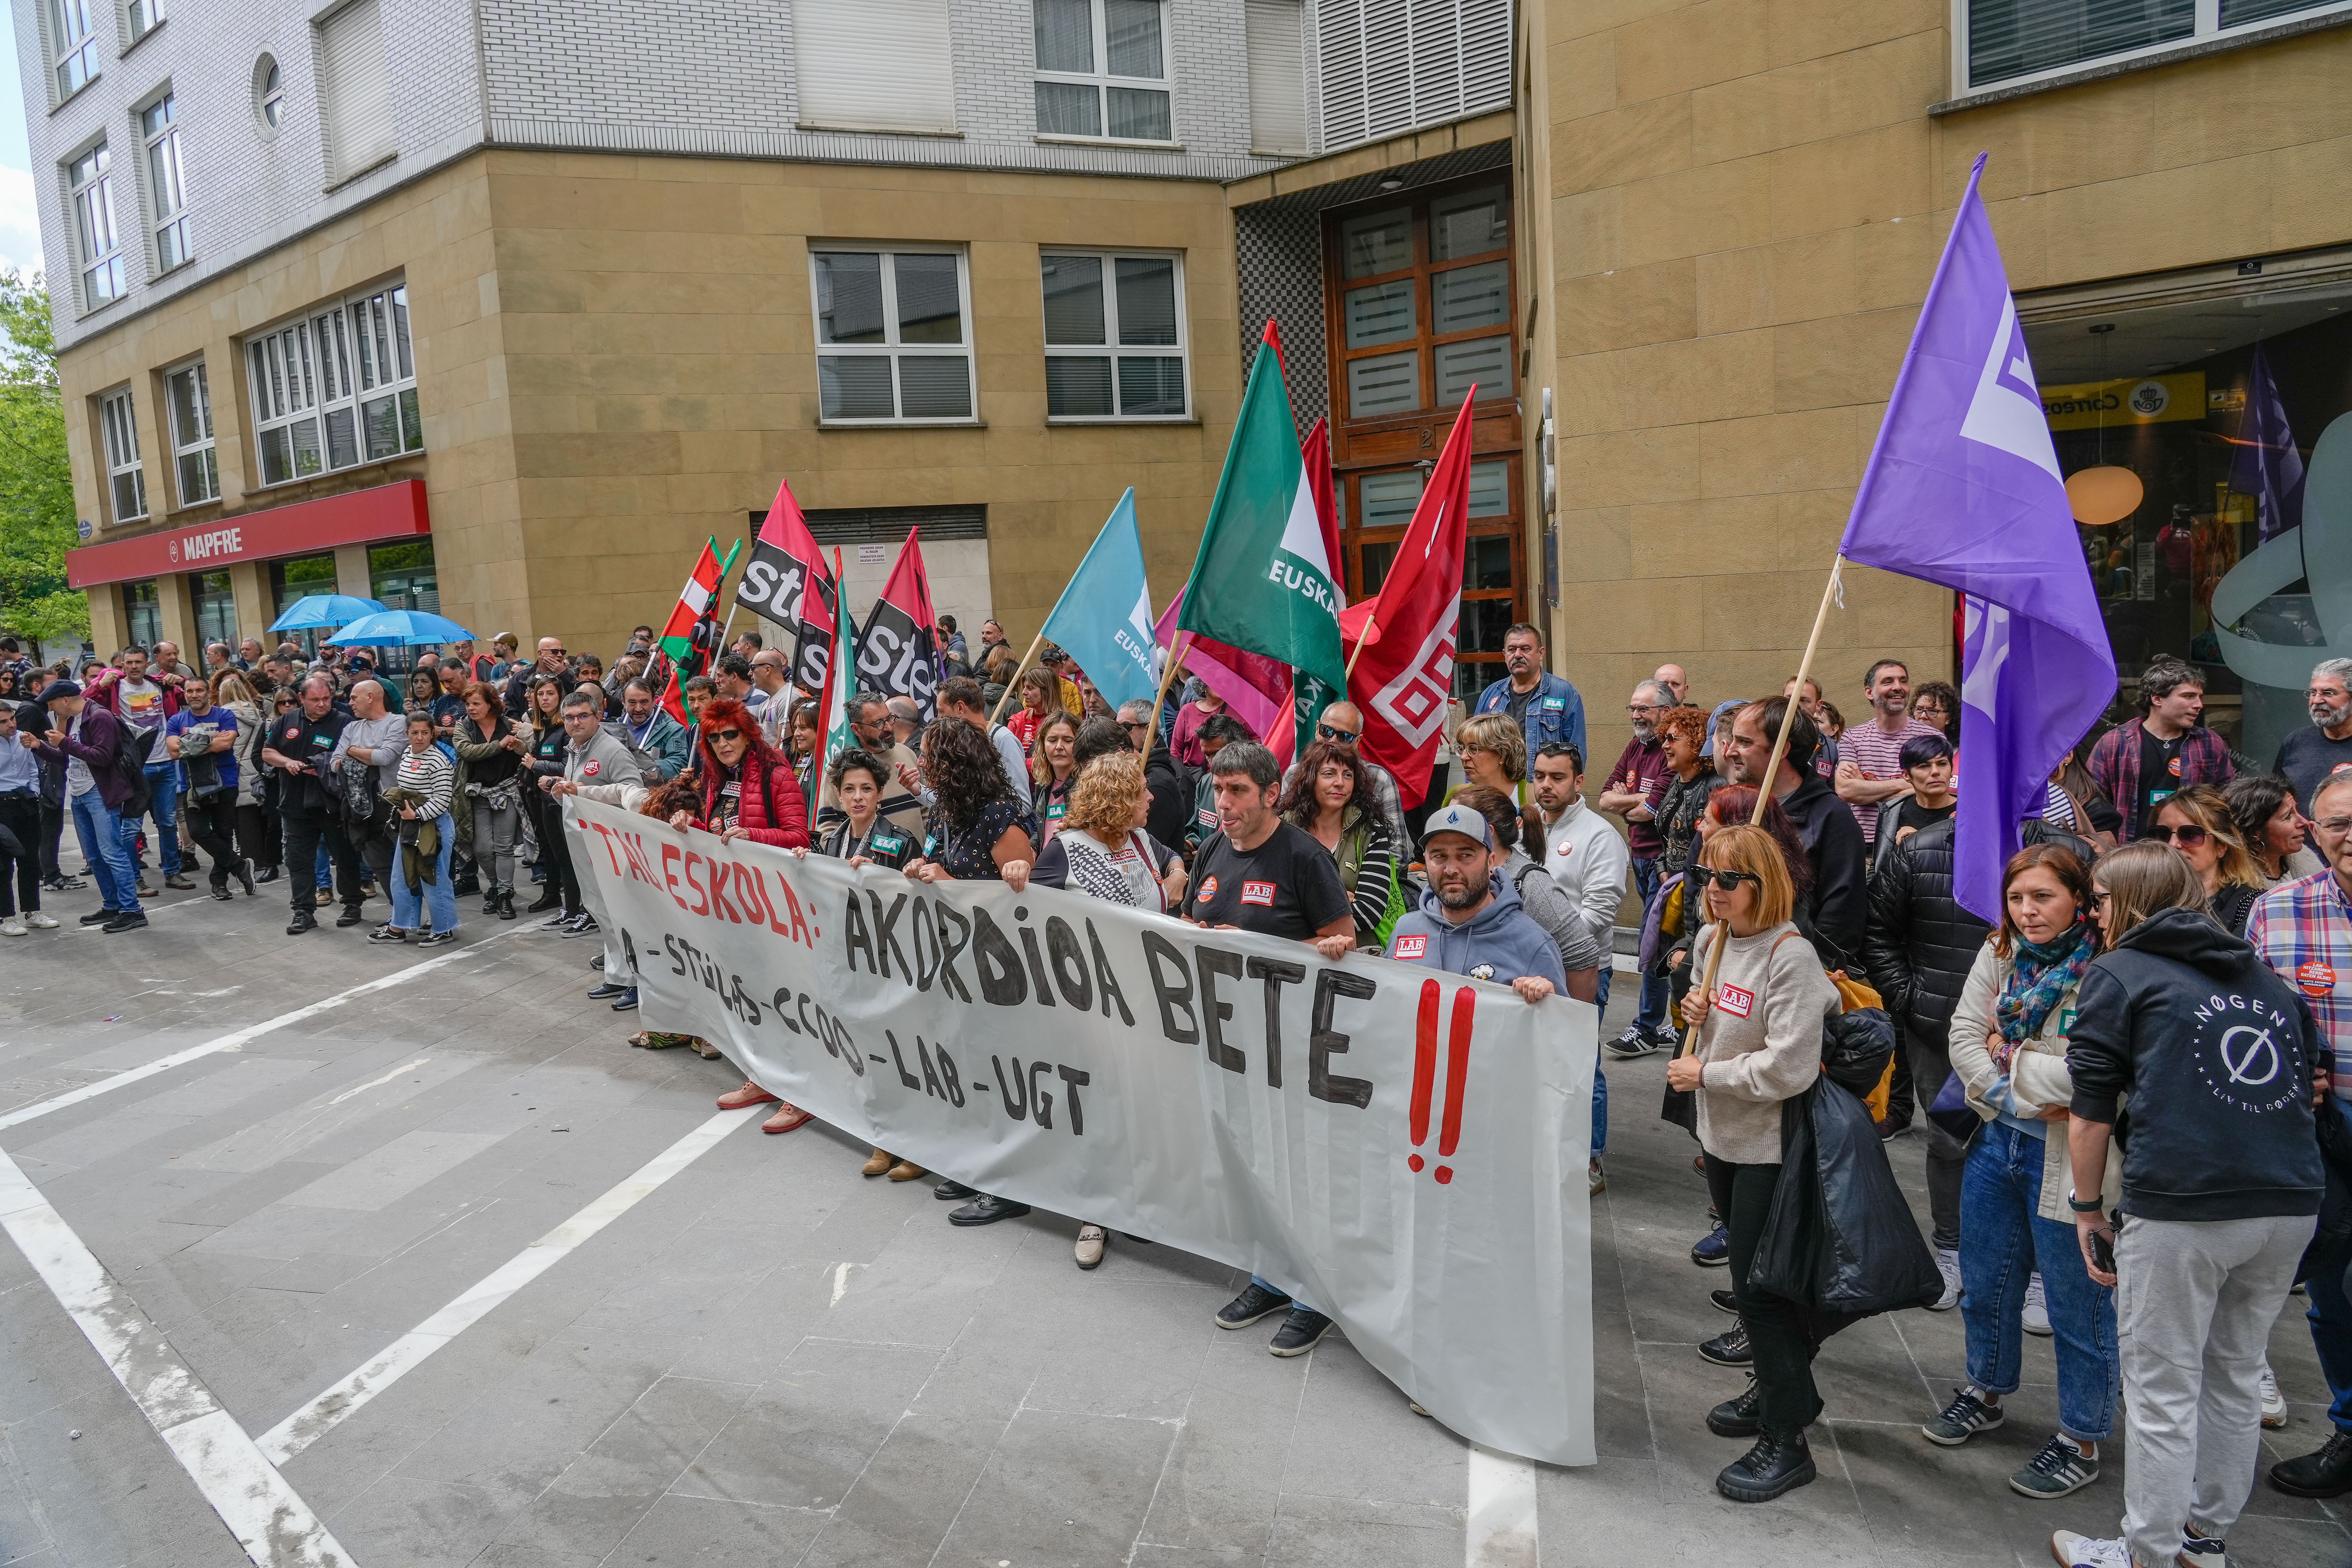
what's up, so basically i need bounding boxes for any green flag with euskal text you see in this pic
[1176,344,1346,693]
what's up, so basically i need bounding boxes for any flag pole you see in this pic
[1676,555,1845,1063]
[987,629,1050,724]
[1150,632,1192,750]
[1344,614,1378,680]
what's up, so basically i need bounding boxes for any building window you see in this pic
[1330,182,1513,423]
[792,0,957,133]
[122,580,161,647]
[1244,0,1308,154]
[270,553,338,625]
[1343,459,1520,696]
[369,539,437,612]
[49,0,97,98]
[245,281,422,486]
[165,361,217,505]
[188,570,235,648]
[255,55,283,128]
[1040,251,1188,419]
[99,387,146,523]
[68,144,124,310]
[317,0,395,182]
[1032,0,1173,142]
[810,249,975,422]
[1961,0,2349,89]
[127,0,161,44]
[143,94,190,272]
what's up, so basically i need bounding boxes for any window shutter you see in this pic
[1311,0,1512,152]
[318,0,394,182]
[795,0,958,134]
[1315,0,1367,149]
[1245,0,1310,153]
[1458,0,1512,113]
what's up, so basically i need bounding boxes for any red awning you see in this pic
[67,479,430,589]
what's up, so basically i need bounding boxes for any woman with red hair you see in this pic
[664,698,815,1132]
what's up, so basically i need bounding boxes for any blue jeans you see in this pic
[137,763,180,875]
[1590,968,1611,1158]
[2299,1222,2352,1434]
[1630,856,1669,1033]
[69,789,141,914]
[389,813,459,934]
[1959,1119,2119,1442]
[1250,1275,1320,1315]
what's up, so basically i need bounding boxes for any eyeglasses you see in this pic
[1315,723,1360,742]
[1121,720,1150,732]
[1690,867,1762,892]
[2319,817,2352,835]
[2142,823,2209,848]
[1626,703,1662,715]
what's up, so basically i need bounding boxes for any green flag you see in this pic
[1177,344,1346,693]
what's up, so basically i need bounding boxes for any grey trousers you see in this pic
[468,798,520,893]
[2116,1210,2312,1567]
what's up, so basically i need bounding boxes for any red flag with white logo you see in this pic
[1346,395,1475,808]
[859,528,942,719]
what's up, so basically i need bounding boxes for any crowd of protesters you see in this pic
[23,614,2352,1560]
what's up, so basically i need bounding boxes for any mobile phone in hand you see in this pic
[2088,1228,2115,1275]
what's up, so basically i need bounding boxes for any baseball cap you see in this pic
[1421,801,1494,850]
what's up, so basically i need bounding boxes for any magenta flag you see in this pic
[1154,591,1289,743]
[1837,153,2115,923]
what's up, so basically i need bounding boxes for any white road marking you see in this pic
[0,1146,353,1568]
[831,1261,853,1306]
[325,1055,433,1106]
[255,1105,758,1464]
[0,926,526,1134]
[1465,1444,1539,1567]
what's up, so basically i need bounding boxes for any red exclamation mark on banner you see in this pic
[1407,979,1439,1173]
[1434,986,1476,1184]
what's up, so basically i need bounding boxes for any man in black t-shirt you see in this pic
[1189,740,1355,1360]
[258,674,364,935]
[2275,658,2352,818]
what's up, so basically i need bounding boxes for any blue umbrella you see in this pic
[270,594,388,631]
[325,609,478,647]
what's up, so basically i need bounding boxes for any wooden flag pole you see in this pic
[1344,614,1378,680]
[1150,632,1193,751]
[986,629,1050,725]
[1676,555,1845,1063]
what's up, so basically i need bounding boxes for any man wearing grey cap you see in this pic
[1383,802,1567,1003]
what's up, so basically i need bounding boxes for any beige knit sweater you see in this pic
[1689,921,1841,1165]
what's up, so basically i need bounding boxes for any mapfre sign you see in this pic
[67,479,430,589]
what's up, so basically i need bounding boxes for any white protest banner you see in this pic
[564,796,1596,1465]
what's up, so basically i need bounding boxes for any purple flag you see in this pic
[2231,343,2306,543]
[1837,153,2115,923]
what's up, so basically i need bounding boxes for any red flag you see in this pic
[1303,418,1342,592]
[860,528,942,718]
[1261,317,1285,373]
[1347,396,1476,808]
[740,479,837,692]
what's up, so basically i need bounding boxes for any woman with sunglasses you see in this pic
[1029,710,1080,844]
[2224,773,2321,887]
[1932,843,2119,1500]
[1663,823,1845,1503]
[520,676,582,920]
[2148,784,2266,935]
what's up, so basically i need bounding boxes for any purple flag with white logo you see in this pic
[2231,343,2306,543]
[1836,153,2115,923]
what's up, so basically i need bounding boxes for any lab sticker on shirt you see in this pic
[1241,880,1276,907]
[1393,934,1429,960]
[2299,961,2338,998]
[1718,983,1755,1019]
[1195,875,1219,902]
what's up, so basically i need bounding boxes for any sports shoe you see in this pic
[609,987,637,1010]
[1707,1378,1762,1439]
[1922,1385,2005,1447]
[2048,1529,2136,1568]
[2260,1363,2287,1429]
[1710,1288,1740,1314]
[103,911,147,933]
[1929,1247,1963,1311]
[163,873,195,891]
[1698,1318,1751,1367]
[1589,1158,1606,1196]
[417,929,456,946]
[334,906,366,928]
[2269,1428,2352,1497]
[1215,1281,1293,1329]
[1691,1222,1730,1268]
[1716,1427,1814,1503]
[2178,1524,2229,1565]
[367,925,409,944]
[2023,1272,2053,1337]
[560,913,599,939]
[0,918,24,937]
[43,875,86,892]
[287,910,317,935]
[1269,1307,1333,1356]
[80,908,120,926]
[2010,1434,2099,1499]
[1604,1023,1666,1060]
[24,912,57,929]
[586,980,628,1000]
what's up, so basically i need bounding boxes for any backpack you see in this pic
[113,717,156,818]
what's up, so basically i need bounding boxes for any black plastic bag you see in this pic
[1749,1081,1943,1315]
[1820,1008,1895,1098]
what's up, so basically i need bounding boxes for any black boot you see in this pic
[526,887,561,913]
[2271,1429,2352,1498]
[1716,1426,1815,1503]
[1707,1378,1762,1439]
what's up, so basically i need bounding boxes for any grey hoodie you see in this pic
[1384,874,1568,990]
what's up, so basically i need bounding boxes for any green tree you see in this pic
[0,271,90,654]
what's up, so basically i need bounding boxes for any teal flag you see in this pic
[1041,488,1160,712]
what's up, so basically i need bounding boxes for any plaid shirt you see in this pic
[2246,869,2352,1098]
[2086,720,2235,842]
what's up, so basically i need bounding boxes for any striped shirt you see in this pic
[1838,717,1943,841]
[394,743,455,821]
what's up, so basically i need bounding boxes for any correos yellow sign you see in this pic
[2039,372,2207,431]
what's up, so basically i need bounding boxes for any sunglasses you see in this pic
[2142,823,2209,848]
[707,729,747,744]
[1121,720,1150,732]
[1315,723,1360,742]
[1690,867,1763,892]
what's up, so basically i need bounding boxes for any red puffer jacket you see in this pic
[696,756,810,848]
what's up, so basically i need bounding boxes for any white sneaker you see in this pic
[0,918,24,937]
[2260,1362,2288,1429]
[24,912,58,929]
[2022,1272,2052,1336]
[1929,1247,1963,1311]
[2049,1529,2137,1568]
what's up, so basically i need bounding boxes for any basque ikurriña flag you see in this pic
[1835,153,2115,924]
[1041,489,1159,713]
[738,478,839,691]
[858,528,942,720]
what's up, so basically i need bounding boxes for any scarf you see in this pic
[1991,917,2095,1070]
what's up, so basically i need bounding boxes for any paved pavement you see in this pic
[1,876,2350,1567]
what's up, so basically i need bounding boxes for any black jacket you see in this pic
[1777,772,1870,976]
[2067,905,2324,1223]
[1143,740,1190,853]
[1862,818,1992,1051]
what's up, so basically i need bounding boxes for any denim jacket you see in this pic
[1473,671,1586,759]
